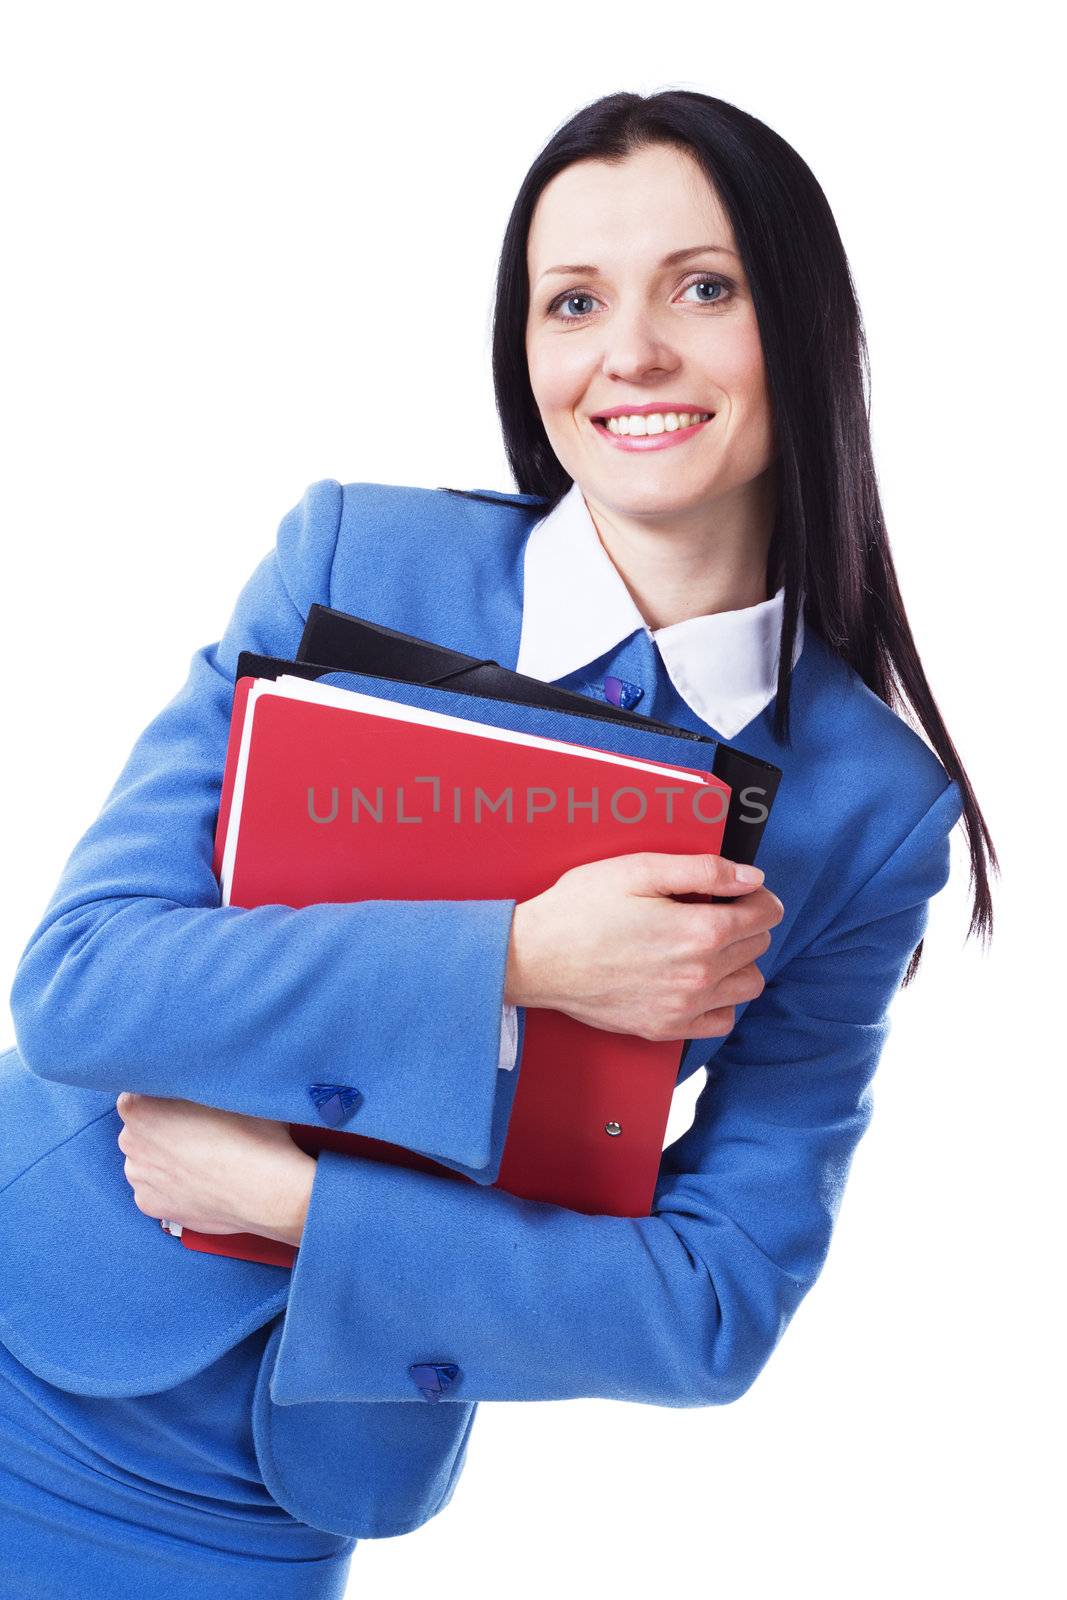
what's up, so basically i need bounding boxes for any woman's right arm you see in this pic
[8,479,521,1185]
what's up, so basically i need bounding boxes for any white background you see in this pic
[1,3,1061,1596]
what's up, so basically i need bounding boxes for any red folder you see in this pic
[178,674,730,1266]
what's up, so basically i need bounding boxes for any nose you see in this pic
[597,305,680,383]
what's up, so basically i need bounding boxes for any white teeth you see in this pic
[602,411,711,436]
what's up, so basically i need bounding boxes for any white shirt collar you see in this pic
[515,479,804,739]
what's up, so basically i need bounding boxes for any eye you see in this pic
[545,273,733,324]
[547,290,600,322]
[681,275,730,306]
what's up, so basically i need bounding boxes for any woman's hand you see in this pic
[504,851,784,1041]
[115,1092,317,1246]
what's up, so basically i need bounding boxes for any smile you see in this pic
[589,414,714,453]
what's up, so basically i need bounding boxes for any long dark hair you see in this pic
[489,89,995,983]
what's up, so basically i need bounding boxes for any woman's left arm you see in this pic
[262,778,964,1407]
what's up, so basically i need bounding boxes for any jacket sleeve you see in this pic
[7,479,525,1185]
[268,777,965,1407]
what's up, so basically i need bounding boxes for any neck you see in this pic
[582,469,777,631]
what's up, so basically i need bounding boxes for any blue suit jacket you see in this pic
[2,478,964,1539]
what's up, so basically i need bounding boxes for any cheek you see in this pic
[714,316,769,407]
[526,335,589,417]
[714,322,774,454]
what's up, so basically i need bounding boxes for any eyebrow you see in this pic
[536,245,738,284]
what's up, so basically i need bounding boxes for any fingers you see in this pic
[715,926,775,969]
[683,886,784,951]
[675,947,767,1036]
[726,883,784,932]
[704,960,767,1009]
[686,1005,738,1038]
[684,961,767,1038]
[637,961,767,1043]
[626,851,768,901]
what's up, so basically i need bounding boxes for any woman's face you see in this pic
[524,143,775,526]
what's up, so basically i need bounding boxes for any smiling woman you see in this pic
[2,86,995,1595]
[524,150,767,572]
[522,144,777,625]
[495,98,994,949]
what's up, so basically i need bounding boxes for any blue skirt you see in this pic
[0,1319,358,1599]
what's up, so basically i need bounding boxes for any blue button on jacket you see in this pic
[2,478,963,1539]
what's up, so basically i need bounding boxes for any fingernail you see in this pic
[734,864,764,884]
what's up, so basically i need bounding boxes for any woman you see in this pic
[1,89,995,1594]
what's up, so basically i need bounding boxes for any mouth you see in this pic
[589,411,715,453]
